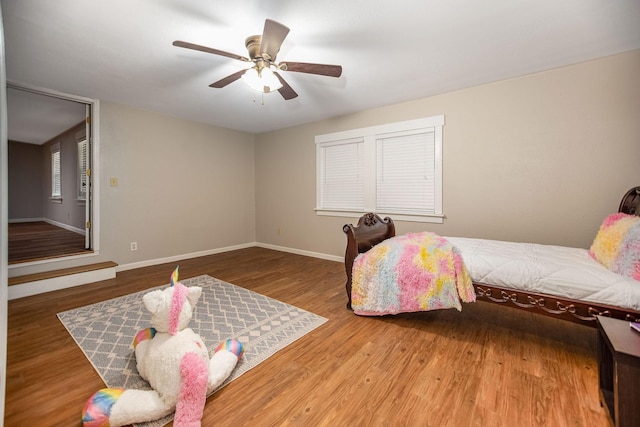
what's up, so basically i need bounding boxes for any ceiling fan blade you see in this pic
[279,62,342,78]
[209,69,248,88]
[173,40,249,62]
[274,72,298,100]
[260,19,290,61]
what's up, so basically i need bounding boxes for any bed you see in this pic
[343,186,640,326]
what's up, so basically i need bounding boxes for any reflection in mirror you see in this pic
[7,86,92,264]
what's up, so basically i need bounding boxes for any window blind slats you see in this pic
[320,140,364,210]
[376,131,435,213]
[78,139,88,198]
[52,148,61,198]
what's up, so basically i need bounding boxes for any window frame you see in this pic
[315,115,444,223]
[50,142,62,202]
[77,137,88,200]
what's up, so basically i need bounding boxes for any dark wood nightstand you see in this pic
[597,315,640,427]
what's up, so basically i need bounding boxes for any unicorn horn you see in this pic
[170,266,179,287]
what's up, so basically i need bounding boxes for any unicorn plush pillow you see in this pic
[81,267,244,427]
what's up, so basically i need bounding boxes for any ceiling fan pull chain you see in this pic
[250,90,265,106]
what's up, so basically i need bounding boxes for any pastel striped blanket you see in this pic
[351,232,476,316]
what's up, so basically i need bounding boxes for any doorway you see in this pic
[6,84,94,265]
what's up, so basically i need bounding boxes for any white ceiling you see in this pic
[3,0,640,138]
[7,87,86,144]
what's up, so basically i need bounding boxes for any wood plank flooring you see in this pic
[8,221,90,264]
[5,247,612,426]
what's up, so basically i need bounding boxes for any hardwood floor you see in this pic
[5,247,612,426]
[8,221,90,264]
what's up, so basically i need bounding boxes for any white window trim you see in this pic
[50,142,62,201]
[77,136,88,201]
[315,116,444,223]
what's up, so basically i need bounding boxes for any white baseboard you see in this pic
[8,217,43,223]
[43,218,86,235]
[255,243,343,263]
[117,243,342,273]
[8,243,342,299]
[8,266,117,300]
[116,242,257,272]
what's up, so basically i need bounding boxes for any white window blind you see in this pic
[376,130,435,214]
[318,138,364,210]
[315,115,444,223]
[78,138,88,198]
[51,143,61,198]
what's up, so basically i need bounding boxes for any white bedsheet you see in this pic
[447,237,640,311]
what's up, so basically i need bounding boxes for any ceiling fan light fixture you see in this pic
[174,18,339,100]
[242,66,283,93]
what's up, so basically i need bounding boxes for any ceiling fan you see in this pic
[173,19,343,100]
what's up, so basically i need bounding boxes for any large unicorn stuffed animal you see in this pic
[82,267,244,427]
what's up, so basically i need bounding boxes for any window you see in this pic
[316,115,444,223]
[317,137,364,211]
[77,138,88,199]
[51,143,61,200]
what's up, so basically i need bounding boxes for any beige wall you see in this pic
[8,122,86,229]
[40,122,86,230]
[9,101,257,277]
[255,50,640,256]
[9,50,639,280]
[7,140,41,219]
[98,102,257,266]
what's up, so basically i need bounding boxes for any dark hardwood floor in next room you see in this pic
[8,221,90,264]
[6,247,611,426]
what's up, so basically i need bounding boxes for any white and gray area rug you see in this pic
[58,274,328,427]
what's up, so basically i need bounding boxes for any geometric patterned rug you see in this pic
[57,274,328,427]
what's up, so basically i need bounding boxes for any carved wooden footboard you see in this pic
[472,284,639,325]
[343,187,640,327]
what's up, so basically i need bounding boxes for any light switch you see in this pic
[110,177,118,187]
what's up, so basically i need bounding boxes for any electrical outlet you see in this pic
[130,241,138,251]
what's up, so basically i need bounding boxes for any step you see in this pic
[8,261,118,300]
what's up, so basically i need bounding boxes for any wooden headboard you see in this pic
[342,186,640,310]
[619,186,640,216]
[342,213,395,308]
